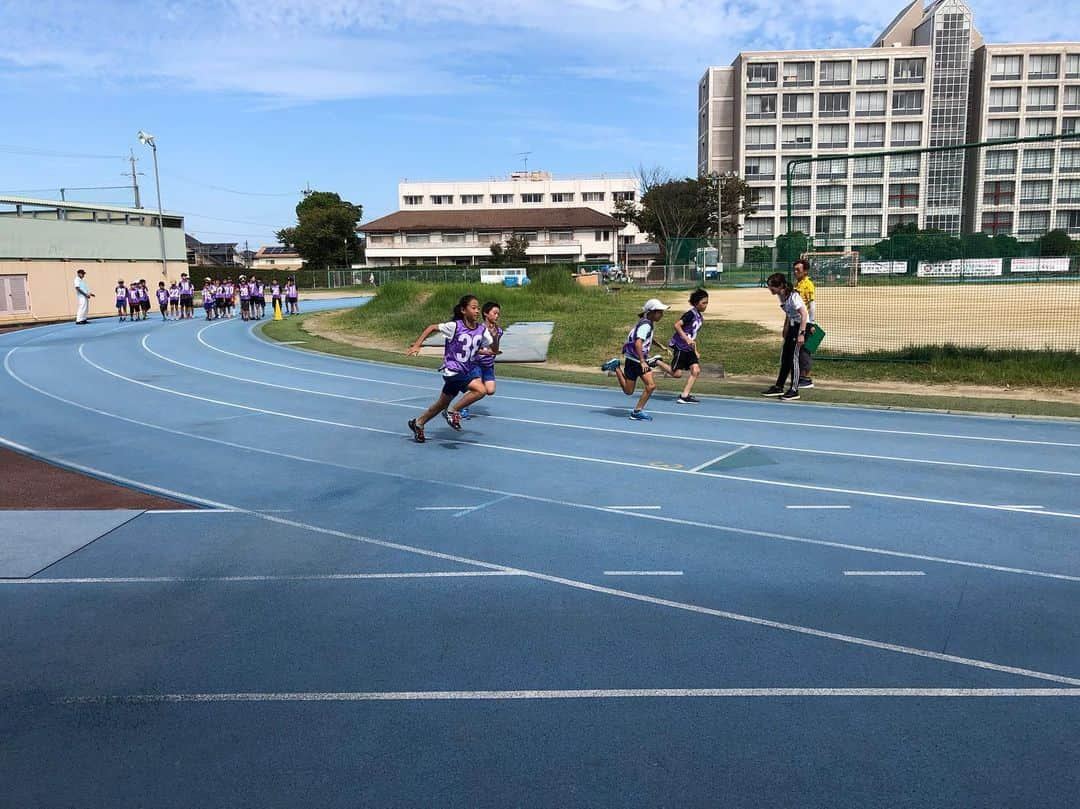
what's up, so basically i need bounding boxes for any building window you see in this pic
[1063,150,1080,172]
[789,186,811,209]
[1064,87,1080,110]
[518,231,539,243]
[987,119,1018,140]
[746,125,776,149]
[1028,54,1059,79]
[888,183,919,208]
[816,158,848,179]
[983,180,1015,205]
[751,187,775,209]
[745,157,776,179]
[988,87,1020,112]
[853,155,885,177]
[521,193,543,203]
[551,230,573,242]
[854,122,885,147]
[405,233,430,244]
[990,55,1022,80]
[613,191,636,202]
[550,192,575,203]
[856,59,888,84]
[594,230,611,241]
[782,93,813,117]
[403,195,422,205]
[747,63,777,86]
[852,215,882,236]
[367,234,392,245]
[491,194,513,204]
[782,157,811,180]
[1020,180,1051,203]
[888,213,918,231]
[478,231,502,244]
[981,211,1013,234]
[889,153,921,177]
[1067,54,1080,78]
[429,195,452,205]
[819,93,850,117]
[744,218,774,238]
[1022,149,1054,173]
[816,185,846,209]
[985,150,1017,174]
[747,94,777,118]
[819,60,851,85]
[890,121,922,146]
[1058,209,1080,231]
[460,194,483,204]
[852,185,883,207]
[893,58,925,82]
[1018,211,1050,234]
[442,232,466,243]
[855,91,886,116]
[1027,86,1058,111]
[818,124,848,148]
[782,124,812,147]
[892,90,923,115]
[582,191,605,202]
[1026,118,1055,137]
[782,61,814,86]
[1063,117,1080,135]
[815,215,846,237]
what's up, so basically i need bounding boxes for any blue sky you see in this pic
[0,0,1071,247]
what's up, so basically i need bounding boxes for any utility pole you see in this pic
[302,182,313,198]
[128,149,143,208]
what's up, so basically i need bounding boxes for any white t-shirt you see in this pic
[779,291,806,326]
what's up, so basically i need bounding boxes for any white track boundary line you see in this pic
[843,571,926,577]
[689,444,751,472]
[3,571,521,585]
[203,322,1080,449]
[0,433,1078,689]
[788,505,852,510]
[64,687,1080,705]
[6,349,1078,583]
[603,571,684,576]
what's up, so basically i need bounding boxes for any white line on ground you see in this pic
[144,508,239,514]
[843,571,926,577]
[605,505,662,511]
[999,505,1045,510]
[2,433,1078,688]
[688,444,752,472]
[603,571,684,576]
[5,355,1078,584]
[415,506,473,511]
[787,505,852,510]
[2,571,522,586]
[80,343,1080,522]
[452,494,511,518]
[63,687,1080,705]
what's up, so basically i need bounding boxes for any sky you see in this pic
[0,0,1071,247]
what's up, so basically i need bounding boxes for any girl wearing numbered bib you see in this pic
[406,294,494,443]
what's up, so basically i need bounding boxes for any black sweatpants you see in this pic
[775,322,801,390]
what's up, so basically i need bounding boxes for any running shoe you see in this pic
[646,356,663,368]
[676,395,700,404]
[761,385,784,397]
[601,358,621,372]
[459,407,471,419]
[629,410,653,421]
[444,409,463,431]
[798,377,814,389]
[781,389,800,401]
[408,419,425,443]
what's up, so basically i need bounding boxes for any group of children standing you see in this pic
[115,276,200,321]
[113,273,300,322]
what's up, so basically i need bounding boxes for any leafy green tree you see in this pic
[744,246,774,263]
[776,230,809,264]
[276,191,363,270]
[490,234,529,265]
[1033,229,1077,256]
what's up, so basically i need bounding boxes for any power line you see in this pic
[178,211,282,228]
[0,144,125,160]
[165,172,297,197]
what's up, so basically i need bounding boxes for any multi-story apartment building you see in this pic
[697,0,1080,258]
[360,171,639,267]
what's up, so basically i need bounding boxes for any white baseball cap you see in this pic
[642,298,669,312]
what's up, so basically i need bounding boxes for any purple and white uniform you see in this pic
[239,283,250,301]
[476,325,503,369]
[128,287,141,306]
[156,288,169,306]
[669,308,703,352]
[115,285,127,305]
[438,320,493,377]
[203,285,215,308]
[169,286,180,302]
[622,318,654,362]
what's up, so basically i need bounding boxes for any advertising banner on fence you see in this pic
[916,259,1003,278]
[1010,257,1071,273]
[860,261,908,275]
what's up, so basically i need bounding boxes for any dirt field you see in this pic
[670,282,1080,353]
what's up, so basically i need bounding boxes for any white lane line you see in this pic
[278,341,306,345]
[843,571,926,577]
[999,505,1045,510]
[63,687,1080,705]
[416,506,473,511]
[605,505,662,511]
[452,494,511,518]
[2,571,522,586]
[7,353,1079,584]
[603,571,684,576]
[144,508,239,514]
[688,444,751,472]
[787,505,852,510]
[208,323,1080,450]
[86,343,1080,522]
[2,435,1079,688]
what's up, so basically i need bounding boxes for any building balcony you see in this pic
[988,105,1020,113]
[893,75,925,84]
[747,111,777,120]
[854,140,885,148]
[782,111,813,119]
[853,202,884,209]
[856,78,888,86]
[819,80,851,87]
[891,107,924,116]
[754,204,775,212]
[1022,166,1054,174]
[746,173,776,182]
[1027,105,1058,112]
[984,167,1017,175]
[782,140,812,149]
[855,110,886,117]
[820,110,851,117]
[1019,197,1051,206]
[990,73,1021,81]
[817,201,847,209]
[742,233,775,242]
[783,79,814,87]
[889,168,920,177]
[1027,72,1059,81]
[891,139,921,147]
[748,79,777,88]
[746,143,777,151]
[819,142,849,149]
[982,199,1014,207]
[853,170,885,178]
[851,229,883,238]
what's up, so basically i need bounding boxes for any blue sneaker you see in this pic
[459,407,471,419]
[629,410,653,421]
[601,358,621,372]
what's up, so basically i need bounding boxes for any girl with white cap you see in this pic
[601,298,672,421]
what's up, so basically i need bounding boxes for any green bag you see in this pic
[804,323,825,354]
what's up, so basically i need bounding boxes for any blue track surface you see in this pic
[1,299,1078,808]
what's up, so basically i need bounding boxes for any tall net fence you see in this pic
[774,133,1080,356]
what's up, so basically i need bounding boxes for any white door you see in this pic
[0,275,30,314]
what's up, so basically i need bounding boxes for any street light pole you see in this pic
[138,131,168,278]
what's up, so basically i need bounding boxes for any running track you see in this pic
[1,297,1078,808]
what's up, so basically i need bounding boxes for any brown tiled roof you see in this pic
[359,207,623,233]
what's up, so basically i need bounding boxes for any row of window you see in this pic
[984,148,1080,173]
[746,121,924,149]
[745,154,924,180]
[982,178,1080,205]
[401,191,632,206]
[780,183,922,209]
[746,90,925,118]
[990,54,1080,81]
[987,86,1080,111]
[982,210,1080,233]
[986,117,1079,140]
[746,58,926,87]
[368,229,615,246]
[742,210,1080,239]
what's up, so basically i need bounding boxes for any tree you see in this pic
[276,191,363,270]
[776,230,809,264]
[490,234,529,265]
[744,246,774,263]
[1033,229,1077,257]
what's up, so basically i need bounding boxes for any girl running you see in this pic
[668,288,709,405]
[115,280,128,322]
[405,294,494,443]
[762,272,808,402]
[601,298,672,421]
[461,300,503,420]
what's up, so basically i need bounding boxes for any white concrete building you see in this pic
[697,0,1080,257]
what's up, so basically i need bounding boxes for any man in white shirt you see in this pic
[74,269,95,325]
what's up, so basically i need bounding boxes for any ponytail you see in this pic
[766,272,793,296]
[452,294,478,321]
